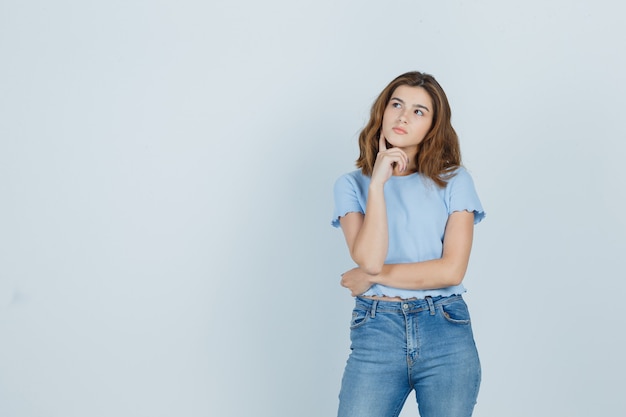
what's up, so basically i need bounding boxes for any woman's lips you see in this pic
[392,127,407,134]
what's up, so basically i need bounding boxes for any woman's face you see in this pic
[381,85,434,153]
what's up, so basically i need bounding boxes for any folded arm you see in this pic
[340,135,412,275]
[340,210,475,296]
[340,183,388,275]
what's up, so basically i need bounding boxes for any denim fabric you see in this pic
[338,295,481,417]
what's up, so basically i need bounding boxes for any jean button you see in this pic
[403,303,409,310]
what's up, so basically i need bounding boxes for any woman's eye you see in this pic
[414,109,423,116]
[392,102,401,109]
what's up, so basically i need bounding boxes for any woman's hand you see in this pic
[370,134,409,186]
[341,267,375,296]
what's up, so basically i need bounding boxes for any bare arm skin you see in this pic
[342,135,409,275]
[340,210,475,296]
[340,187,387,275]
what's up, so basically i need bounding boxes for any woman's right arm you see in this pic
[339,183,387,275]
[339,135,409,275]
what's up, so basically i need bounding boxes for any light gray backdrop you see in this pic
[1,1,624,416]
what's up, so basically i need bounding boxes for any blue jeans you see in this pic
[338,295,481,417]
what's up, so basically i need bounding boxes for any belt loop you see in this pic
[370,300,378,318]
[426,296,435,316]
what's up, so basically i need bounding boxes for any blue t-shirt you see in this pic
[332,167,485,299]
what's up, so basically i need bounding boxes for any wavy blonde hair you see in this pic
[356,71,461,187]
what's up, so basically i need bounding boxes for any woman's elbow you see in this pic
[445,265,467,286]
[350,252,384,275]
[360,263,383,276]
[447,274,465,287]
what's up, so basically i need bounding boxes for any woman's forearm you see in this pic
[374,259,468,290]
[349,184,388,275]
[360,211,475,290]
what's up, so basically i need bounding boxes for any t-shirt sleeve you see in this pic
[447,168,486,224]
[331,173,364,228]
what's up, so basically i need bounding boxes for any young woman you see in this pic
[331,71,485,417]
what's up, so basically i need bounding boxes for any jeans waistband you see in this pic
[355,294,462,317]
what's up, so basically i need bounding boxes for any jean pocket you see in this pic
[349,308,370,329]
[440,299,471,325]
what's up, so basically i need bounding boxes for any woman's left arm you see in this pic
[340,210,475,295]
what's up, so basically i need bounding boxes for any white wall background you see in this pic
[1,1,625,416]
